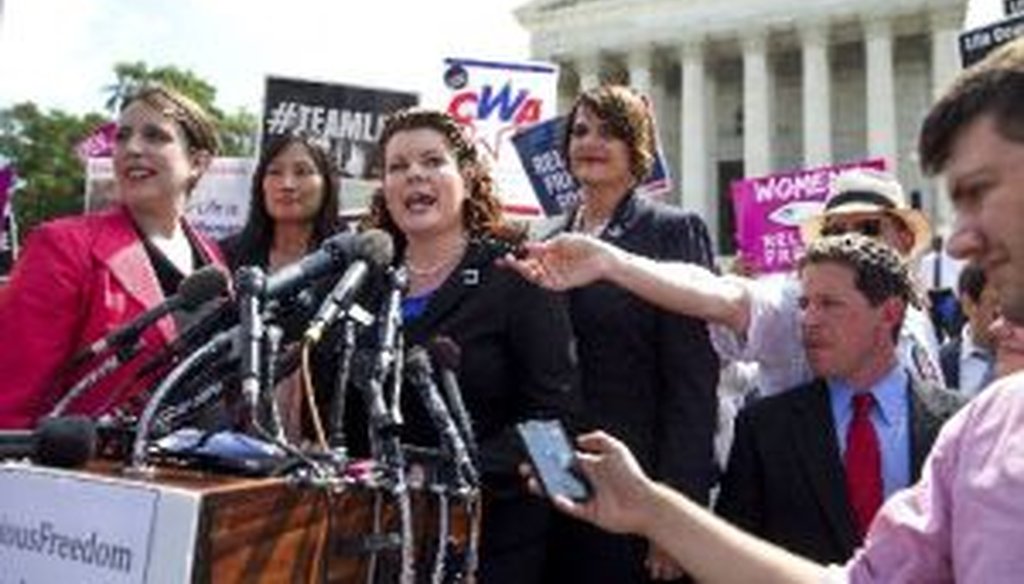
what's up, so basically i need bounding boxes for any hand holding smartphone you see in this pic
[517,419,592,502]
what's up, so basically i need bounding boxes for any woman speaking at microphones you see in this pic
[350,108,579,584]
[0,85,227,430]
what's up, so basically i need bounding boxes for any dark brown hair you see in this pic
[121,84,221,156]
[361,108,523,251]
[800,234,918,341]
[562,85,655,181]
[229,133,339,269]
[800,234,916,307]
[919,38,1024,175]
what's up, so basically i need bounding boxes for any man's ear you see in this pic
[896,224,916,256]
[880,296,906,333]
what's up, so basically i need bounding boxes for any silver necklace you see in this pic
[404,239,468,277]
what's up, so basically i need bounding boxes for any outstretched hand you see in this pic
[498,233,617,291]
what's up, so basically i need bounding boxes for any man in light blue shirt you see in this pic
[714,235,963,564]
[940,263,998,396]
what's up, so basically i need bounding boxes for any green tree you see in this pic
[0,61,258,240]
[0,103,107,237]
[104,61,257,156]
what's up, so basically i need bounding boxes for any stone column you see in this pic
[800,22,832,167]
[743,32,772,177]
[576,53,601,92]
[680,41,709,217]
[627,47,654,99]
[865,18,897,166]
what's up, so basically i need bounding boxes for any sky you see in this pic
[0,0,534,116]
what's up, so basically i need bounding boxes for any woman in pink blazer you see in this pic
[0,85,225,429]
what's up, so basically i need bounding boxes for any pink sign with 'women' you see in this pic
[730,159,886,274]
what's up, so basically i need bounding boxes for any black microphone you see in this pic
[68,265,229,368]
[133,298,238,380]
[263,229,390,300]
[304,230,394,343]
[405,346,478,488]
[428,336,477,461]
[0,416,97,469]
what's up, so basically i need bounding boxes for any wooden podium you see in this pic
[0,460,478,583]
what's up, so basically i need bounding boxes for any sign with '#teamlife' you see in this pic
[261,76,418,214]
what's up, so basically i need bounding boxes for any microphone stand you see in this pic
[235,267,268,433]
[49,341,142,418]
[363,266,414,583]
[128,329,234,474]
[328,317,358,452]
[262,324,286,444]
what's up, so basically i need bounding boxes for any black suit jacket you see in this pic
[939,336,962,390]
[715,375,965,564]
[346,238,579,584]
[560,192,719,498]
[544,192,719,584]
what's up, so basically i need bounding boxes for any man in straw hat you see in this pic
[518,35,1024,583]
[503,166,942,396]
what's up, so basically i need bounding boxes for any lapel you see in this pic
[553,190,641,245]
[598,190,641,245]
[908,377,943,480]
[790,381,860,551]
[403,240,490,344]
[90,207,173,343]
[544,211,573,239]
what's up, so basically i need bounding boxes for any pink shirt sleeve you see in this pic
[840,374,1024,583]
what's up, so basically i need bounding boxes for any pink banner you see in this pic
[75,121,118,160]
[0,165,14,215]
[730,159,886,274]
[0,164,15,258]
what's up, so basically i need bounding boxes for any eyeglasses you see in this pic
[820,218,883,238]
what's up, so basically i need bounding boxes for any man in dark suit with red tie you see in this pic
[715,234,964,564]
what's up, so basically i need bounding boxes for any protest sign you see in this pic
[0,165,16,274]
[75,121,118,161]
[262,76,418,214]
[85,158,253,241]
[730,159,886,274]
[434,58,558,216]
[960,10,1024,66]
[511,115,672,216]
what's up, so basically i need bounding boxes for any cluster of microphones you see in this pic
[1,229,479,492]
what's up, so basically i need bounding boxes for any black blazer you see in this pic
[715,376,965,564]
[542,193,719,584]
[939,336,961,390]
[345,238,579,584]
[560,192,719,499]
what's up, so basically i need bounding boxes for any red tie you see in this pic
[845,393,882,538]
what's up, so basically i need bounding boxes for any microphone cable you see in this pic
[299,338,329,451]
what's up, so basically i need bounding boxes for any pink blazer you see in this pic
[0,206,225,429]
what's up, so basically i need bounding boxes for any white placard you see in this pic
[0,464,159,583]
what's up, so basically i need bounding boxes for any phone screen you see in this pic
[517,419,591,502]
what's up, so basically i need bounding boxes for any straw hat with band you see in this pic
[800,168,932,256]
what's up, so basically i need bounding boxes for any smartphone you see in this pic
[517,419,591,502]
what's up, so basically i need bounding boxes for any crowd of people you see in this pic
[0,33,1023,584]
